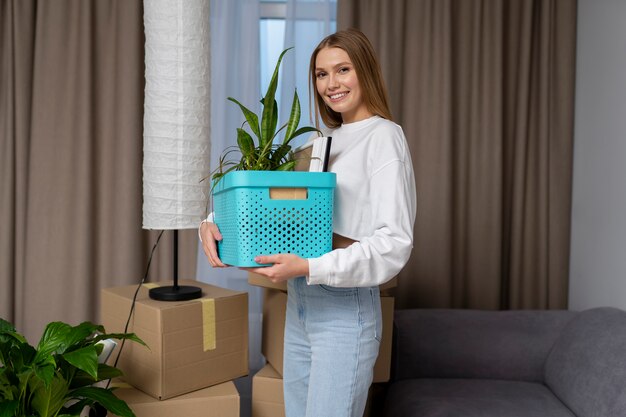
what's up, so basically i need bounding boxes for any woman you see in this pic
[200,28,416,417]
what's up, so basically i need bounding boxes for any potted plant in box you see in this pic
[208,47,337,267]
[0,318,145,417]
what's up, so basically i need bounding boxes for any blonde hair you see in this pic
[309,28,393,129]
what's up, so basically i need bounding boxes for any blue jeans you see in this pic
[283,277,382,417]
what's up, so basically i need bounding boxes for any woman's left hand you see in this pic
[242,254,309,283]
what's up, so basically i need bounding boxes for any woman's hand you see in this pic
[243,254,309,283]
[200,221,227,268]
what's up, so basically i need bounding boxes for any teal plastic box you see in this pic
[213,171,336,267]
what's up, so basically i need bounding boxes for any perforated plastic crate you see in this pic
[213,171,336,267]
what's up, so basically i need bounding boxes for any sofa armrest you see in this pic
[391,309,577,382]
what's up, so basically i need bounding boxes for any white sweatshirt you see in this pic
[307,116,417,287]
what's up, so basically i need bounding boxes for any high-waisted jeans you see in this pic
[283,276,382,417]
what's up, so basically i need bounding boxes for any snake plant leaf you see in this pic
[261,47,292,147]
[270,122,289,143]
[260,99,279,148]
[276,160,297,171]
[228,97,260,141]
[271,144,291,163]
[284,89,301,144]
[237,128,255,156]
[288,126,321,141]
[70,386,136,417]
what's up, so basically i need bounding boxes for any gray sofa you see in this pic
[383,307,626,417]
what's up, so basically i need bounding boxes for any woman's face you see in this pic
[315,47,372,124]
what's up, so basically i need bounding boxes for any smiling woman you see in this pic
[309,28,392,130]
[314,47,371,123]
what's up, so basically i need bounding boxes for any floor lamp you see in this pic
[142,0,210,301]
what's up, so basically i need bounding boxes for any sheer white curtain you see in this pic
[196,1,336,415]
[196,1,261,415]
[280,0,337,140]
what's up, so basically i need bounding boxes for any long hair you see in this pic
[309,28,392,129]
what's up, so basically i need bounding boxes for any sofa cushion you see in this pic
[545,307,626,417]
[392,309,577,382]
[383,378,576,417]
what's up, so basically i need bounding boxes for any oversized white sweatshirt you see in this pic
[307,116,417,288]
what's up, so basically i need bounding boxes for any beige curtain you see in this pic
[338,0,576,309]
[0,0,197,342]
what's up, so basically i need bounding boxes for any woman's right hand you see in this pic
[199,221,227,268]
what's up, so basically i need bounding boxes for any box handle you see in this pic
[269,188,308,200]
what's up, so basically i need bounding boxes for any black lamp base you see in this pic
[149,285,202,301]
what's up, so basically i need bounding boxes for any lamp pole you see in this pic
[148,230,202,301]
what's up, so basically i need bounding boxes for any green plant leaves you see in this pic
[30,373,69,417]
[261,47,292,147]
[65,322,104,350]
[0,321,141,417]
[33,361,56,387]
[0,319,15,334]
[62,346,99,380]
[227,97,260,139]
[35,322,72,362]
[91,332,147,348]
[236,128,256,168]
[276,160,297,171]
[290,126,321,142]
[213,47,322,185]
[284,89,301,144]
[70,364,123,389]
[0,400,19,417]
[70,387,136,417]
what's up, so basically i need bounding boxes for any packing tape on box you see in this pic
[109,381,133,389]
[136,282,216,351]
[200,298,216,351]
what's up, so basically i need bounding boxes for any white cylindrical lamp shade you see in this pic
[143,0,210,230]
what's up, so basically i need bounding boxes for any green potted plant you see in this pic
[0,318,145,417]
[210,47,320,182]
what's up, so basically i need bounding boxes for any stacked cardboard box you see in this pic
[252,364,284,417]
[250,273,396,416]
[251,363,385,417]
[101,279,248,416]
[109,381,240,417]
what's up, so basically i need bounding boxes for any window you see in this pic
[259,0,336,135]
[260,1,287,97]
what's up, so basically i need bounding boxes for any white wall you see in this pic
[569,0,626,310]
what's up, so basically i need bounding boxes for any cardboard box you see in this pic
[251,363,383,417]
[249,272,288,292]
[109,381,239,417]
[101,280,248,400]
[252,364,285,417]
[261,289,394,382]
[248,271,398,293]
[261,289,287,375]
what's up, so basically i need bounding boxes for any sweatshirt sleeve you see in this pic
[307,157,416,287]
